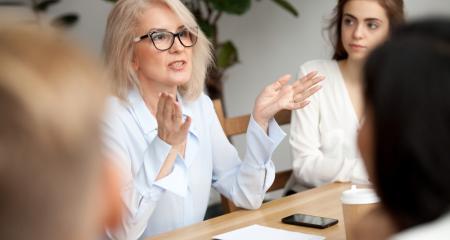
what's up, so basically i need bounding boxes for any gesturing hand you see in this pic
[156,92,191,146]
[252,71,324,131]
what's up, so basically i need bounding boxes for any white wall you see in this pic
[8,0,447,204]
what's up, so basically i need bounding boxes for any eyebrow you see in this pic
[147,25,186,33]
[343,13,383,22]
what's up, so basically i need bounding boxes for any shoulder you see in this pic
[186,92,214,111]
[299,59,338,75]
[299,59,342,89]
[104,96,132,127]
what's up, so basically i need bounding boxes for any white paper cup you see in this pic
[341,185,380,240]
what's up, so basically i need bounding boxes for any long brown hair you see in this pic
[327,0,405,60]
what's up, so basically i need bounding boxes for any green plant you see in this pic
[183,0,298,101]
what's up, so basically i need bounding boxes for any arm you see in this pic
[210,102,285,209]
[211,73,323,208]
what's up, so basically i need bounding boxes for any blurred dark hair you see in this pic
[327,0,405,60]
[363,18,450,230]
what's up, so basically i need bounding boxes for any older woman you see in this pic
[102,0,323,239]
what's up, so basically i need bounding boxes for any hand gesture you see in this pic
[156,92,191,146]
[252,71,324,130]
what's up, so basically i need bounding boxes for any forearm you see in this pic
[155,144,184,180]
[214,117,284,209]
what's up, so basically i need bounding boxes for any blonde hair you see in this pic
[0,24,107,240]
[103,0,212,101]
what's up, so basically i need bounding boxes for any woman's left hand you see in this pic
[252,71,324,131]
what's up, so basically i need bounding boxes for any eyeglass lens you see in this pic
[150,28,197,51]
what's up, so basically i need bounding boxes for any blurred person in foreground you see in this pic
[355,18,450,240]
[0,24,121,240]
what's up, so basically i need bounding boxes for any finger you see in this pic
[272,74,291,91]
[156,92,166,120]
[295,100,311,109]
[304,75,325,88]
[293,71,319,86]
[293,84,322,103]
[180,116,191,135]
[293,75,324,93]
[172,101,182,123]
[162,94,174,122]
[286,98,311,110]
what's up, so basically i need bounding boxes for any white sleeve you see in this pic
[289,64,366,187]
[208,99,286,209]
[103,113,188,240]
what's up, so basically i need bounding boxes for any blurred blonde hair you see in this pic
[0,24,107,240]
[103,0,212,102]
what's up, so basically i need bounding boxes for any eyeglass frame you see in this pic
[133,27,198,51]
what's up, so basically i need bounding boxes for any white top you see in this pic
[390,212,450,240]
[103,89,285,239]
[290,59,368,188]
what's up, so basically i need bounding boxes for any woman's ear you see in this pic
[100,157,123,231]
[131,53,139,71]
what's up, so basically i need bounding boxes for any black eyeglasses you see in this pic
[133,27,198,51]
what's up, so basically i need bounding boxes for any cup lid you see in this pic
[341,185,380,204]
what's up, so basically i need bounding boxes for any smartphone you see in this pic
[281,213,338,229]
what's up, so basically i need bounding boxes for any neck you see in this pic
[339,58,364,84]
[139,79,178,116]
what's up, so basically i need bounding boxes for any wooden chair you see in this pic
[213,99,293,213]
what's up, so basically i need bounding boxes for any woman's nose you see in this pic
[169,36,184,52]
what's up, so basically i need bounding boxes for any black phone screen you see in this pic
[281,213,338,229]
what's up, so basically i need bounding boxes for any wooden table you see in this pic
[148,182,352,240]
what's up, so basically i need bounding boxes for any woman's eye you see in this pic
[343,18,354,26]
[367,22,379,30]
[179,29,191,38]
[152,32,168,41]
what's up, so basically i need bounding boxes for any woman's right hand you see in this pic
[156,92,191,146]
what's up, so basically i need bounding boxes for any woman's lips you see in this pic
[168,60,186,71]
[349,43,367,50]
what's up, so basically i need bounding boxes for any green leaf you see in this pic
[51,13,79,28]
[103,0,118,3]
[208,0,251,15]
[217,41,239,69]
[33,0,60,12]
[197,19,216,39]
[271,0,299,17]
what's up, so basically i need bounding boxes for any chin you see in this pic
[348,53,368,62]
[169,75,191,86]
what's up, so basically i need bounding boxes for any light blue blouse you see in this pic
[103,90,285,239]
